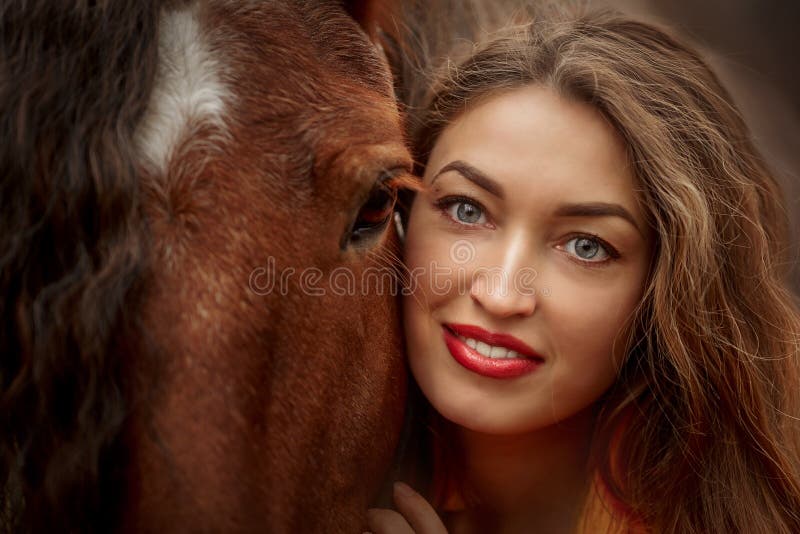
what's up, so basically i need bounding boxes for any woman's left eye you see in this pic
[562,236,616,262]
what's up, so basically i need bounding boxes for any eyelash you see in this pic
[432,195,622,267]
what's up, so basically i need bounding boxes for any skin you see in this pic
[370,85,652,533]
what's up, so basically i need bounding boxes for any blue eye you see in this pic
[449,201,484,224]
[564,236,611,262]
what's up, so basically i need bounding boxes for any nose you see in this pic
[469,233,537,318]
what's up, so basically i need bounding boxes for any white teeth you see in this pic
[458,335,524,359]
[489,346,508,358]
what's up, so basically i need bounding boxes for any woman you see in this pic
[369,6,800,534]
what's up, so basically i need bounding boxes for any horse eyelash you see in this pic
[383,170,422,193]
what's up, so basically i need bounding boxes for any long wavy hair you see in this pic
[390,4,800,532]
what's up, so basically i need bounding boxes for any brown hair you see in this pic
[392,4,800,532]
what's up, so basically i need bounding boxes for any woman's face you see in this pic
[403,85,652,435]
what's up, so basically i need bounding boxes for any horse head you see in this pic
[1,1,412,531]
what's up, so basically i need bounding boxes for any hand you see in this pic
[365,482,448,534]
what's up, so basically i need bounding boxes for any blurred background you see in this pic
[607,0,800,293]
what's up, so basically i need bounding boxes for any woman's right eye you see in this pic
[437,197,487,225]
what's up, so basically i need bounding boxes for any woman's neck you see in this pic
[454,407,596,534]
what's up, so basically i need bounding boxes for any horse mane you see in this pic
[1,1,159,531]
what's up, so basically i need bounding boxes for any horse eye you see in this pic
[346,181,398,247]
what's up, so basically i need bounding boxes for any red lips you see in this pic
[442,323,544,379]
[445,323,543,358]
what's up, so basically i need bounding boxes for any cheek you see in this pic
[403,226,457,302]
[402,218,458,391]
[547,277,644,380]
[401,231,439,363]
[402,297,425,361]
[404,217,448,263]
[402,289,445,402]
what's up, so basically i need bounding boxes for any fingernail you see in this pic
[394,481,416,498]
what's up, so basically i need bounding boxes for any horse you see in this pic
[0,1,415,531]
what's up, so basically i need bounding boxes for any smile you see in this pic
[459,336,523,359]
[442,323,544,379]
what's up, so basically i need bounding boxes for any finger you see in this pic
[392,482,448,534]
[366,508,415,534]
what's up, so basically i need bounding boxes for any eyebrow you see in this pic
[432,160,643,235]
[554,202,643,235]
[431,160,505,199]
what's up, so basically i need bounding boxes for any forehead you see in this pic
[202,1,403,180]
[428,85,640,212]
[205,1,393,102]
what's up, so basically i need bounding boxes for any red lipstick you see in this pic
[443,323,544,379]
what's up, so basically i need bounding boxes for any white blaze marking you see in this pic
[134,4,229,175]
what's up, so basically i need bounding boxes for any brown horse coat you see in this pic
[1,1,413,532]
